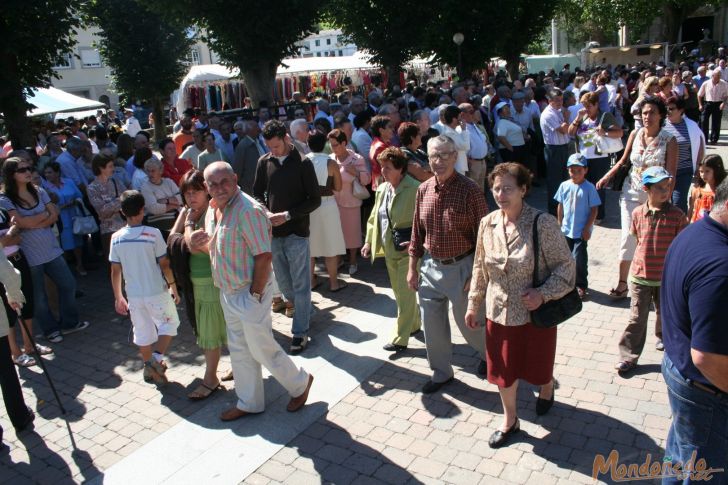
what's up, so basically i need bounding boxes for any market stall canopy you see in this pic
[175,52,379,113]
[26,87,105,117]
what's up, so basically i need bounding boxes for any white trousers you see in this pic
[220,281,309,413]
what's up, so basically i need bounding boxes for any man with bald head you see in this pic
[188,162,313,421]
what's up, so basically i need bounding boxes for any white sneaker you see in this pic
[63,321,90,335]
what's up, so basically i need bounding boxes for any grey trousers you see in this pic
[418,253,486,383]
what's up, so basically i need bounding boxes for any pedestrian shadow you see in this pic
[587,289,630,309]
[17,349,123,422]
[616,363,661,378]
[0,426,103,485]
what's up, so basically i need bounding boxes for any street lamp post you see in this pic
[453,32,464,81]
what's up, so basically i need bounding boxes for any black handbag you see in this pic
[530,213,582,328]
[610,159,632,192]
[385,197,411,251]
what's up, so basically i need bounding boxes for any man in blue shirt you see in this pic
[692,65,709,90]
[554,153,600,298]
[660,178,728,484]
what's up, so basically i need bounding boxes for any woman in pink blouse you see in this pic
[329,129,371,275]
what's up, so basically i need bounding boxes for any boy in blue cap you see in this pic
[615,166,687,373]
[554,153,601,299]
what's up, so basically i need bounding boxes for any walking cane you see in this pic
[18,318,66,414]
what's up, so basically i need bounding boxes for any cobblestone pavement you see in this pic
[1,139,726,484]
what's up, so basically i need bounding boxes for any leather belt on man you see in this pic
[688,378,723,397]
[468,157,486,162]
[430,248,474,265]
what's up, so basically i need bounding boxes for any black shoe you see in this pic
[290,336,309,355]
[536,389,555,416]
[410,329,422,336]
[488,418,520,448]
[383,343,407,352]
[14,407,35,432]
[476,359,487,378]
[422,377,453,394]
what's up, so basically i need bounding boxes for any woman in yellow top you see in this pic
[362,148,421,351]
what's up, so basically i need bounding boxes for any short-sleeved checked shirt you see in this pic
[206,190,272,293]
[630,202,687,282]
[409,173,488,260]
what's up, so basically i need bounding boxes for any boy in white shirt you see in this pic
[110,190,180,385]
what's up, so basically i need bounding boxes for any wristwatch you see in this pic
[251,291,262,302]
[284,212,292,221]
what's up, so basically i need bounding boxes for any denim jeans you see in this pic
[672,167,694,214]
[662,354,728,484]
[271,234,311,338]
[30,255,79,336]
[585,156,610,220]
[544,144,569,216]
[566,237,588,289]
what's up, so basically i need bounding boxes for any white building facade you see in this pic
[295,29,357,58]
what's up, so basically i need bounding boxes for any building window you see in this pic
[187,48,201,65]
[326,38,331,45]
[315,39,320,47]
[79,48,102,68]
[339,50,343,56]
[52,52,74,70]
[316,52,321,57]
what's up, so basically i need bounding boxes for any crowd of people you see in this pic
[0,56,726,479]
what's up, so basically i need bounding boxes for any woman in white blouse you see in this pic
[140,158,182,240]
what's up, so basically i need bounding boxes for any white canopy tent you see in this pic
[26,86,105,117]
[174,52,379,114]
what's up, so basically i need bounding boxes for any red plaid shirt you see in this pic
[409,173,488,259]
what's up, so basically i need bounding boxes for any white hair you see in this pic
[289,119,308,137]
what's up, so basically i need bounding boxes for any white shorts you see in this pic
[128,293,180,346]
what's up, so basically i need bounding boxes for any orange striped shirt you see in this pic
[630,202,687,282]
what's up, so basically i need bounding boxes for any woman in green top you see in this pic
[196,132,229,171]
[168,169,228,400]
[361,147,421,352]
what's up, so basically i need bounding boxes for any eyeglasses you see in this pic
[492,185,518,195]
[15,167,31,174]
[428,151,456,161]
[206,178,234,190]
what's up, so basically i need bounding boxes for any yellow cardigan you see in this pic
[365,174,420,261]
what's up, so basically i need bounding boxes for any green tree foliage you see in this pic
[0,1,80,147]
[154,0,325,108]
[558,0,728,47]
[324,0,430,83]
[85,0,193,140]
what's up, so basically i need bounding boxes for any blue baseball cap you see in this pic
[641,166,673,185]
[567,153,588,167]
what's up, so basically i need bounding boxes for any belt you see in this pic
[688,379,723,397]
[468,157,486,161]
[430,249,474,265]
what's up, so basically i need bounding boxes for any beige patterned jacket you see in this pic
[467,204,575,326]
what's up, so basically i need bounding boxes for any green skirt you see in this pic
[191,276,227,350]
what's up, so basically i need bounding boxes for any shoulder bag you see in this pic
[595,112,624,154]
[72,199,99,235]
[530,213,582,328]
[352,177,370,200]
[385,193,411,251]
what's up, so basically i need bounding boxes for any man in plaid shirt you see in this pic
[408,135,489,394]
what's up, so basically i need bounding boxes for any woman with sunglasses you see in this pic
[0,158,89,343]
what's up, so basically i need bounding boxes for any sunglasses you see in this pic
[15,167,31,174]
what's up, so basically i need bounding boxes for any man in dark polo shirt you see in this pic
[407,135,488,394]
[253,120,321,354]
[661,178,728,484]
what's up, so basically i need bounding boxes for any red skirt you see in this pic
[485,319,557,388]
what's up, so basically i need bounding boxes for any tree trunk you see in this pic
[504,50,520,82]
[662,4,685,44]
[152,96,166,143]
[240,59,277,109]
[385,65,400,89]
[0,53,33,149]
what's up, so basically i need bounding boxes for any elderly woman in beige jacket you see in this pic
[0,246,34,446]
[465,163,575,449]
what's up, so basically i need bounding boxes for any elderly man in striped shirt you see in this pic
[189,162,313,422]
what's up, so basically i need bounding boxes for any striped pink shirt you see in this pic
[206,190,272,292]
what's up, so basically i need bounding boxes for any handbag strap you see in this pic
[111,178,118,197]
[75,199,91,217]
[531,212,542,288]
[384,188,395,231]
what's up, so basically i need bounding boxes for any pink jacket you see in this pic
[334,150,371,208]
